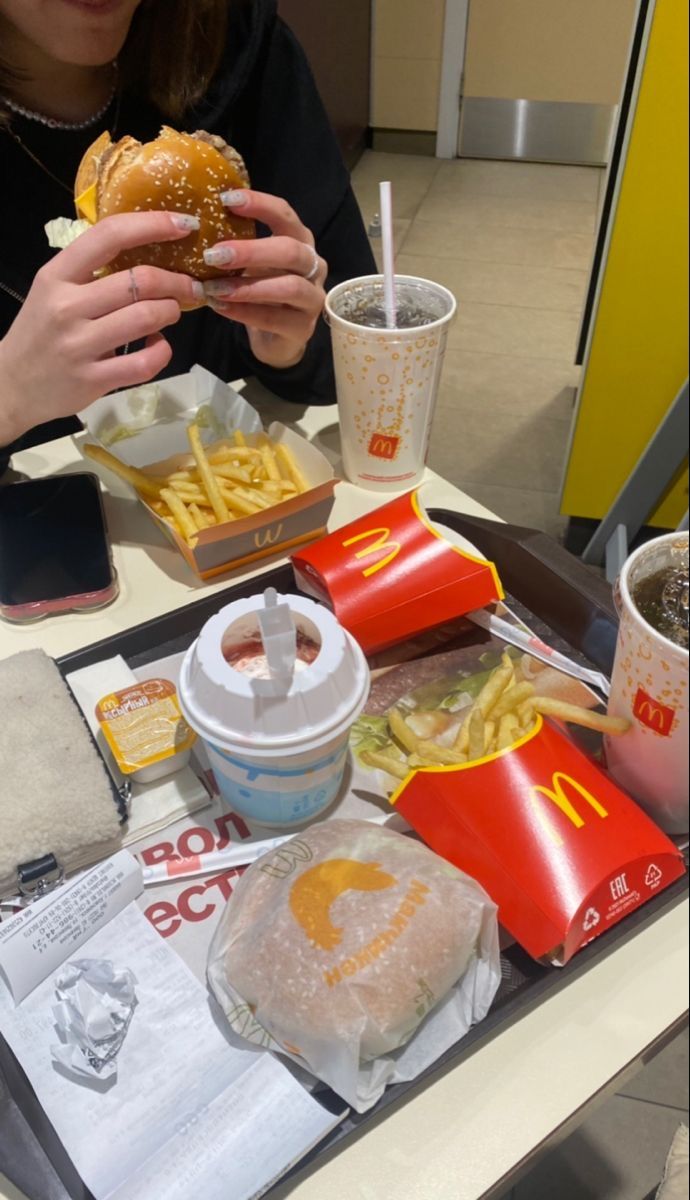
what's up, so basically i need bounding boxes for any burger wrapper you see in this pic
[81,366,336,580]
[291,490,504,655]
[390,719,685,964]
[207,819,500,1113]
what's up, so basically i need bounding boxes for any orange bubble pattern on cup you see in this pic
[615,615,688,740]
[334,330,442,462]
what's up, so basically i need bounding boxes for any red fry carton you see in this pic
[292,489,504,655]
[390,716,685,964]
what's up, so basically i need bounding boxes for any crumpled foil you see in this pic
[51,958,137,1082]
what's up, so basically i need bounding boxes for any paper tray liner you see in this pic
[391,716,685,963]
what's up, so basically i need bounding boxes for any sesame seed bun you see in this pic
[74,126,255,280]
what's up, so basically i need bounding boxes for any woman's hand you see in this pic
[202,191,328,370]
[0,211,203,446]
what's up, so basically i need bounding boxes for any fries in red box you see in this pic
[390,717,684,964]
[292,490,503,655]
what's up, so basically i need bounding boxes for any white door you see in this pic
[438,0,641,165]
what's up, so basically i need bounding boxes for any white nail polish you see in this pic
[191,280,206,302]
[170,214,200,231]
[203,245,236,267]
[220,189,249,208]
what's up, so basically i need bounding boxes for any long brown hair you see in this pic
[0,0,232,122]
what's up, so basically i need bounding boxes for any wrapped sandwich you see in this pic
[207,819,500,1112]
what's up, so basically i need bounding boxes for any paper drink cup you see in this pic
[178,593,370,828]
[326,275,457,491]
[605,533,689,833]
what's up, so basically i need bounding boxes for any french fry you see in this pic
[517,699,536,727]
[468,707,486,762]
[388,708,421,755]
[259,441,282,483]
[454,704,474,754]
[491,682,536,721]
[82,444,164,499]
[189,503,212,532]
[483,720,496,753]
[233,430,247,448]
[212,463,252,485]
[497,713,521,751]
[187,423,229,524]
[220,488,263,517]
[275,443,309,494]
[160,487,199,544]
[476,659,514,718]
[231,486,274,512]
[417,741,469,766]
[208,445,260,465]
[534,698,631,736]
[360,750,410,781]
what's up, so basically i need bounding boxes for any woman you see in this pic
[0,0,375,464]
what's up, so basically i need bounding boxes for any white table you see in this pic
[1,395,688,1200]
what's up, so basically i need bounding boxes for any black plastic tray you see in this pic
[1,512,687,1200]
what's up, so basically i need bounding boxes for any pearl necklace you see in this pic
[2,75,117,132]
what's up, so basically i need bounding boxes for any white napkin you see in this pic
[67,657,210,844]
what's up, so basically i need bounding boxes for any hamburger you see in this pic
[73,126,256,280]
[208,819,499,1110]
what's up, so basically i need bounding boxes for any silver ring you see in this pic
[304,247,320,283]
[128,267,140,304]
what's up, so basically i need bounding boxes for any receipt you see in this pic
[0,852,142,1004]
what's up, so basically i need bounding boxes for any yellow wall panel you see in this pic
[562,0,689,528]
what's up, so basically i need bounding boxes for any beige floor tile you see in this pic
[416,189,598,236]
[445,299,581,361]
[428,403,571,494]
[432,159,603,205]
[512,1095,688,1200]
[400,217,596,270]
[397,252,589,312]
[368,219,412,270]
[436,349,580,421]
[434,480,568,540]
[351,150,441,222]
[352,149,441,187]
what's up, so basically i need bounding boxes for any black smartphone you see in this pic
[0,473,119,623]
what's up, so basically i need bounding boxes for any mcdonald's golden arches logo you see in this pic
[530,772,610,848]
[254,524,284,550]
[368,432,400,461]
[633,688,676,737]
[342,526,402,578]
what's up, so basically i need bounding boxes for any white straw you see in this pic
[379,181,397,329]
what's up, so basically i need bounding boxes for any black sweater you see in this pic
[0,0,375,466]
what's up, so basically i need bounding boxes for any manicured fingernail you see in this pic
[169,213,200,231]
[204,278,239,298]
[203,245,236,267]
[220,189,249,208]
[191,280,206,302]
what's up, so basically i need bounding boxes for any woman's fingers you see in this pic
[83,264,204,319]
[203,235,325,282]
[220,189,314,244]
[49,211,201,284]
[94,334,173,393]
[86,297,183,358]
[205,272,323,312]
[208,301,313,341]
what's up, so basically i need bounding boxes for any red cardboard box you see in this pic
[292,490,504,655]
[390,716,685,964]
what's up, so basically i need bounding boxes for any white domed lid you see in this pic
[178,590,370,755]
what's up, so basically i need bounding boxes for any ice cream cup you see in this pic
[178,593,370,828]
[605,533,689,833]
[326,275,457,491]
